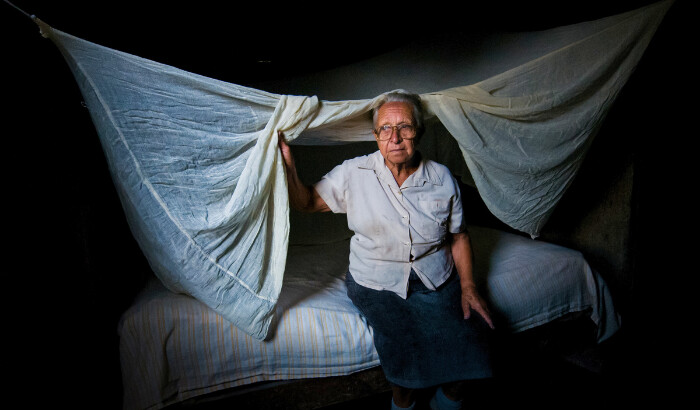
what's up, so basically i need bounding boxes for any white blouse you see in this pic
[314,151,465,298]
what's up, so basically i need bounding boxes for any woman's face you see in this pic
[374,102,417,168]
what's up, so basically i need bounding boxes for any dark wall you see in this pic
[610,0,689,389]
[3,0,688,407]
[541,2,689,400]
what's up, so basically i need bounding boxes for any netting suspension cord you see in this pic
[4,0,54,38]
[3,0,35,19]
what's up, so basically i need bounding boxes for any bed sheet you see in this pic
[118,240,379,410]
[468,225,620,341]
[118,226,620,409]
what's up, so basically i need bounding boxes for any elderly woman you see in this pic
[278,90,494,410]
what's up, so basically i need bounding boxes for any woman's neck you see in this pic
[385,152,420,187]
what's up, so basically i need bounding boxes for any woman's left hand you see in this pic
[461,284,495,330]
[451,232,495,330]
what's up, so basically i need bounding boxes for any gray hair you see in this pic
[371,90,425,140]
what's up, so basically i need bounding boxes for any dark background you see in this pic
[2,0,689,407]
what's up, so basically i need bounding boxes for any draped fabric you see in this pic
[33,0,671,339]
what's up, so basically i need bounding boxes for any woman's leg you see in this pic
[440,381,465,401]
[391,385,416,409]
[430,382,464,410]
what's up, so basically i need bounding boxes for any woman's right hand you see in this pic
[278,130,330,213]
[278,131,296,172]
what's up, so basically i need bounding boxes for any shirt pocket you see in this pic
[416,200,450,241]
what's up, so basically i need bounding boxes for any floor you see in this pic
[321,356,611,410]
[320,324,677,410]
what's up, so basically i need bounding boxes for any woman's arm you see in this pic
[278,131,331,213]
[451,231,495,329]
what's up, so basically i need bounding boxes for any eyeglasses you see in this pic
[374,124,417,141]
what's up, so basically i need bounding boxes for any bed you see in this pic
[118,223,620,410]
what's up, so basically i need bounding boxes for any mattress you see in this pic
[118,225,620,409]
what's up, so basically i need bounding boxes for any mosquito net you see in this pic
[31,0,672,339]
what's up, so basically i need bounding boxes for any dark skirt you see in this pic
[346,270,493,389]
